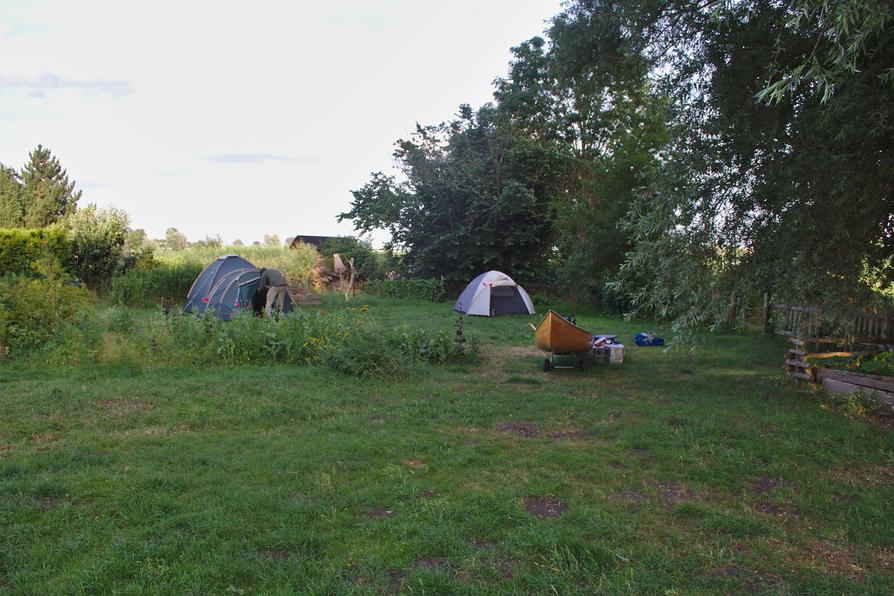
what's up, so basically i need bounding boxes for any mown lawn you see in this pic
[1,297,893,593]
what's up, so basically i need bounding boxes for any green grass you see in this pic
[2,297,894,593]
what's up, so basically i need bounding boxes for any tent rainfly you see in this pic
[183,254,293,319]
[453,271,535,316]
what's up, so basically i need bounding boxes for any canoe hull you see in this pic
[535,310,593,354]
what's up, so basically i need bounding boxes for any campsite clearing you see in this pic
[1,296,893,593]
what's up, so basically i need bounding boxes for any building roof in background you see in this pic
[289,235,338,250]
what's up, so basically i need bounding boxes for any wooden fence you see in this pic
[770,304,893,342]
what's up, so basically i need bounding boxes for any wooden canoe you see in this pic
[535,310,593,354]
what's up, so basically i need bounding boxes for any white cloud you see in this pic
[0,73,133,96]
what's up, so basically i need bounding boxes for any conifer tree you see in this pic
[20,145,82,227]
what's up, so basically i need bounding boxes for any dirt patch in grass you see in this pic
[258,548,290,561]
[751,500,799,517]
[365,506,394,519]
[614,490,649,505]
[496,421,586,440]
[545,427,587,439]
[387,569,406,592]
[827,464,894,486]
[811,541,865,580]
[750,476,797,495]
[417,556,450,571]
[489,558,517,579]
[498,421,540,437]
[503,345,542,358]
[403,459,426,469]
[30,433,60,445]
[419,490,439,500]
[645,480,695,503]
[36,496,62,510]
[523,495,568,518]
[0,444,18,457]
[471,538,493,550]
[709,565,783,592]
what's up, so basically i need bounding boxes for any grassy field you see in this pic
[2,297,894,593]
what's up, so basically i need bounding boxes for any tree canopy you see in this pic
[341,0,892,331]
[0,145,82,228]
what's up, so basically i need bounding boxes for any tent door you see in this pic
[489,286,529,315]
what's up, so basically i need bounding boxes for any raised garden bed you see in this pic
[785,338,894,408]
[813,367,894,407]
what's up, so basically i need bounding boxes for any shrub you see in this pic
[0,257,89,358]
[365,278,445,301]
[317,237,382,280]
[67,205,129,290]
[0,227,72,276]
[110,262,204,307]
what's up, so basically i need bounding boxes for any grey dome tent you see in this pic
[453,270,535,316]
[184,254,293,319]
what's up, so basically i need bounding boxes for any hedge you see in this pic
[0,227,72,276]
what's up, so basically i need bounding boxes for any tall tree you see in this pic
[341,104,572,283]
[610,0,894,331]
[20,145,82,227]
[165,227,188,250]
[0,165,24,227]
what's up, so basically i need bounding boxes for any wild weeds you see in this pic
[35,304,476,377]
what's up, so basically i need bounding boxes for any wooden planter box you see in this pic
[814,367,894,407]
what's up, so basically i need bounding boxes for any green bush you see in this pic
[0,227,72,276]
[365,278,445,301]
[0,257,90,358]
[66,205,129,290]
[317,237,382,280]
[110,262,204,307]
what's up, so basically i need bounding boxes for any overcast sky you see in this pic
[0,0,563,245]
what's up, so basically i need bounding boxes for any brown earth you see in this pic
[523,495,568,518]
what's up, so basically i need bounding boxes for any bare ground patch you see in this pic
[419,490,439,500]
[645,480,696,503]
[30,433,60,445]
[751,500,799,517]
[811,540,866,580]
[365,506,394,519]
[35,496,63,510]
[827,464,894,486]
[750,476,797,495]
[614,490,649,505]
[496,421,587,440]
[489,558,518,579]
[0,444,18,457]
[258,548,290,561]
[709,565,783,592]
[523,495,568,518]
[403,459,426,470]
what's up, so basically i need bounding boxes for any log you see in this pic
[787,349,806,357]
[786,359,811,369]
[787,371,812,382]
[805,351,866,360]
